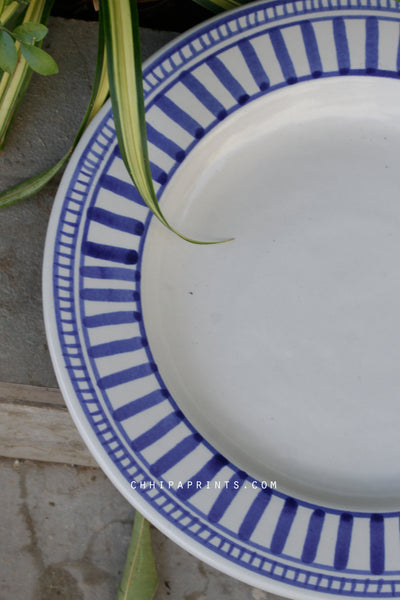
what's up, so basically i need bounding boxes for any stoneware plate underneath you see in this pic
[43,1,400,597]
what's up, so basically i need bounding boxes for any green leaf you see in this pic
[20,42,57,74]
[0,29,17,73]
[0,152,70,208]
[101,0,230,244]
[13,22,48,43]
[117,513,158,600]
[0,0,5,16]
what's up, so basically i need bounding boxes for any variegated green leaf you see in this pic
[101,0,231,243]
[117,513,158,600]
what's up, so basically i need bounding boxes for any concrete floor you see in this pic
[0,16,288,600]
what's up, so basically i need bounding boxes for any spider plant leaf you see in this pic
[0,30,17,73]
[0,152,70,208]
[20,43,58,75]
[13,22,48,43]
[0,0,54,147]
[100,0,230,244]
[116,512,158,600]
[0,9,108,206]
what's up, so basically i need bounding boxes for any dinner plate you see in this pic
[43,0,400,596]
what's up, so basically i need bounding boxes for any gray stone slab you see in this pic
[0,457,285,600]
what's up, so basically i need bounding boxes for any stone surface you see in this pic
[0,457,285,600]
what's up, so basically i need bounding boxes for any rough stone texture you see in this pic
[0,458,285,600]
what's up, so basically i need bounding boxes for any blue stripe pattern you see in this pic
[238,488,272,540]
[179,71,227,120]
[98,362,157,390]
[333,17,350,74]
[208,471,248,523]
[269,28,297,84]
[155,95,205,139]
[87,206,145,236]
[80,288,139,302]
[151,433,202,477]
[83,310,141,328]
[101,174,146,206]
[88,336,146,358]
[176,454,229,501]
[334,513,353,570]
[113,388,169,421]
[207,55,250,104]
[131,411,184,452]
[146,123,186,162]
[301,509,325,563]
[365,17,379,74]
[82,241,138,265]
[80,266,139,281]
[238,39,270,91]
[270,498,298,555]
[301,21,322,77]
[370,514,385,575]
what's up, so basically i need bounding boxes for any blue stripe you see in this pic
[150,162,168,185]
[208,471,247,523]
[238,488,272,540]
[396,28,400,74]
[83,310,141,328]
[98,362,156,389]
[333,17,350,74]
[238,39,270,91]
[176,454,229,501]
[179,71,227,120]
[131,411,184,452]
[80,288,139,302]
[270,498,298,555]
[365,16,379,73]
[82,241,138,265]
[101,174,146,206]
[87,206,145,236]
[80,266,138,282]
[113,388,169,421]
[301,509,325,563]
[301,21,323,77]
[269,28,297,84]
[88,336,146,358]
[370,514,385,575]
[146,123,186,162]
[155,95,204,139]
[207,55,250,104]
[151,433,202,477]
[334,513,353,570]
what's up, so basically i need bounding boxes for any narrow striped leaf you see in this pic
[117,512,158,600]
[100,0,230,244]
[0,9,109,206]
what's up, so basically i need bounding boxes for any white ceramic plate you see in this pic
[43,0,400,597]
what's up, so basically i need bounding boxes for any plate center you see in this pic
[142,77,400,510]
